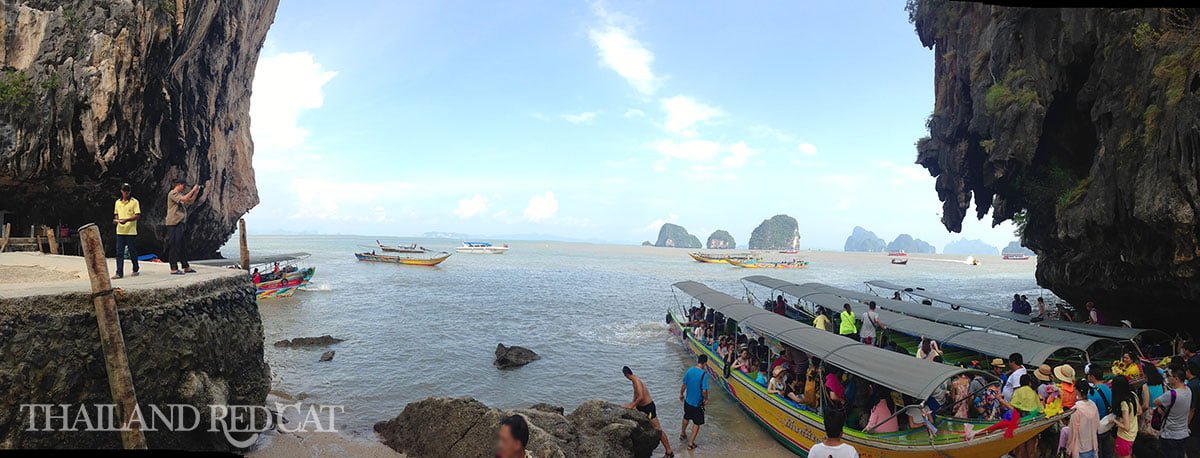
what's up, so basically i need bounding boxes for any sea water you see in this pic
[223,235,1044,457]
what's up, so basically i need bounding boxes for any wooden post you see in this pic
[238,218,249,271]
[45,226,58,255]
[34,229,43,253]
[78,223,147,449]
[0,223,9,252]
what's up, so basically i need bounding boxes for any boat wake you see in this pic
[581,321,667,347]
[300,282,334,292]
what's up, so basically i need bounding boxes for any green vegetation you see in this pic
[1132,22,1160,49]
[985,68,1039,113]
[1057,176,1092,209]
[1143,104,1161,142]
[0,69,36,111]
[1151,50,1196,108]
[1011,209,1028,237]
[979,139,996,153]
[161,0,177,15]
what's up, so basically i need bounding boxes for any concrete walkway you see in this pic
[0,252,243,299]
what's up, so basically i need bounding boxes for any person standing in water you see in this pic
[622,366,674,457]
[112,183,141,279]
[679,355,709,451]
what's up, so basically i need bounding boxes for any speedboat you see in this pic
[887,250,907,256]
[1002,253,1030,260]
[455,241,510,254]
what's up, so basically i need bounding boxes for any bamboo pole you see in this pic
[34,230,43,253]
[45,226,58,255]
[78,223,147,449]
[0,223,9,252]
[238,218,249,271]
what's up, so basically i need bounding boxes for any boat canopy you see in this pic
[864,280,1153,342]
[191,252,311,267]
[463,241,493,246]
[747,280,1085,365]
[672,281,988,401]
[743,276,1116,354]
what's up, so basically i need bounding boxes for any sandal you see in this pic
[184,268,197,273]
[687,443,698,450]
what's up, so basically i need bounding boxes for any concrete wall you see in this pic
[0,275,269,449]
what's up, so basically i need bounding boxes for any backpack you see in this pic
[1150,389,1176,430]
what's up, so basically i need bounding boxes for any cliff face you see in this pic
[0,0,278,258]
[748,214,800,250]
[654,223,701,248]
[887,234,937,254]
[844,226,886,252]
[706,230,735,249]
[911,4,1200,326]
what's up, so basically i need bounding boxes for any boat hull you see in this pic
[729,260,808,269]
[455,247,508,254]
[667,311,1060,457]
[256,285,299,299]
[355,252,452,266]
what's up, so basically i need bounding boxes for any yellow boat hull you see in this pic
[668,312,1062,457]
[689,252,730,263]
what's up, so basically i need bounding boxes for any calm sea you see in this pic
[221,235,1044,457]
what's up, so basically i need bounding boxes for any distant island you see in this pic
[887,234,936,254]
[654,223,702,248]
[1001,241,1035,256]
[944,238,999,255]
[748,215,800,250]
[641,241,653,246]
[707,230,736,249]
[844,226,886,252]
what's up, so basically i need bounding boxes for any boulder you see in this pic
[844,226,886,252]
[374,397,660,458]
[653,223,702,248]
[494,343,540,369]
[748,215,800,250]
[273,335,345,347]
[705,230,736,249]
[319,350,335,362]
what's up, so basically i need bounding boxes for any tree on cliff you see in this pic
[748,215,800,250]
[654,223,702,248]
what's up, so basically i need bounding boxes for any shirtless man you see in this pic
[622,366,674,457]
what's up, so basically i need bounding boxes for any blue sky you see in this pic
[244,0,1019,250]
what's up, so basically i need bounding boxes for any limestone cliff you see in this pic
[748,214,800,250]
[887,234,937,254]
[706,229,735,249]
[1002,241,1036,256]
[844,226,886,252]
[0,0,278,258]
[653,223,701,248]
[910,4,1200,325]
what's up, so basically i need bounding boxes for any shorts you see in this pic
[636,401,658,420]
[1115,437,1133,456]
[1079,451,1095,458]
[683,402,705,425]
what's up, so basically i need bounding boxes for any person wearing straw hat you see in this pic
[1056,364,1079,409]
[1036,364,1064,417]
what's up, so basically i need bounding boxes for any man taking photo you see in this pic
[166,177,201,275]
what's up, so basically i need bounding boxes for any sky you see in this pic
[243,0,1020,251]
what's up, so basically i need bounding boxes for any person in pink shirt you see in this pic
[865,387,899,434]
[1066,382,1100,458]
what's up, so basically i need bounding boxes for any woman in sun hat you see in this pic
[1036,364,1064,416]
[1055,364,1079,409]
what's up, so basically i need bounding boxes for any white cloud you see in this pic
[797,142,818,155]
[589,26,659,95]
[524,192,559,222]
[286,178,411,221]
[653,139,723,162]
[624,108,646,118]
[722,141,756,168]
[876,160,930,185]
[453,195,490,219]
[562,111,598,124]
[748,125,796,142]
[660,96,722,137]
[250,52,337,162]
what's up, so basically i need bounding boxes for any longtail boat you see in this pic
[376,240,430,253]
[256,284,300,300]
[354,251,451,266]
[890,258,908,265]
[688,252,761,264]
[668,281,1066,457]
[740,277,1089,368]
[1001,253,1030,260]
[728,259,808,269]
[863,280,1177,366]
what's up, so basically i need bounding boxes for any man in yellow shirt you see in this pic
[112,183,141,279]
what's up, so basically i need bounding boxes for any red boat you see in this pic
[887,250,907,257]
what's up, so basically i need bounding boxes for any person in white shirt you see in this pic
[1002,353,1026,402]
[808,409,859,458]
[860,302,886,346]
